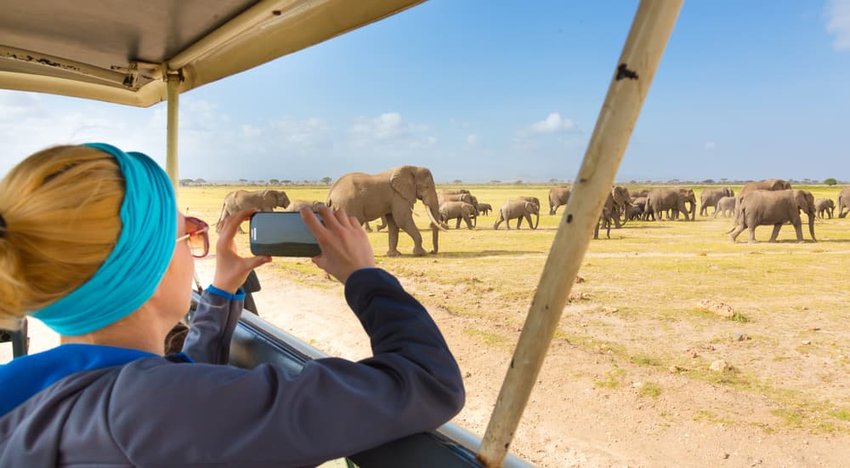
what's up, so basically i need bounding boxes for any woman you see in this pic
[0,144,464,466]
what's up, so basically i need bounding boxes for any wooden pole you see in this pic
[165,71,180,189]
[477,1,683,465]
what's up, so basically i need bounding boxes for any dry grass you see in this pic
[181,183,850,434]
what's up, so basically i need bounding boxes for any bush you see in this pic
[824,178,838,186]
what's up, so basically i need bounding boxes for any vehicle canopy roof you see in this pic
[0,0,423,106]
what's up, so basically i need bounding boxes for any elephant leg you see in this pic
[376,216,387,231]
[516,216,523,229]
[455,217,462,229]
[747,225,758,243]
[393,209,427,256]
[729,223,746,242]
[793,221,804,242]
[385,215,402,257]
[769,223,783,242]
[464,214,473,229]
[363,221,373,233]
[494,216,502,230]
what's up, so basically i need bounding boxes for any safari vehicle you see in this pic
[0,0,681,465]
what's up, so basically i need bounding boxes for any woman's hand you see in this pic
[213,209,272,293]
[302,206,376,284]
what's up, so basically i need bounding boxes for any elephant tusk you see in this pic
[425,206,448,231]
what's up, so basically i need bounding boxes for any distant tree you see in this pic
[824,178,838,186]
[628,180,637,184]
[514,180,523,185]
[701,179,715,184]
[452,179,462,184]
[239,178,248,184]
[490,180,501,184]
[320,176,333,185]
[548,178,559,183]
[269,178,280,185]
[179,178,193,186]
[281,179,292,185]
[195,178,206,184]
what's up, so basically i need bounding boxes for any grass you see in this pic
[180,183,850,436]
[638,382,663,398]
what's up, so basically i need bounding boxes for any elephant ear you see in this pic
[390,166,417,204]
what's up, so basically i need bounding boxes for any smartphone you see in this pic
[249,212,322,257]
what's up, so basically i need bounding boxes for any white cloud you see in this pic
[826,0,850,50]
[529,112,575,134]
[269,117,332,148]
[348,112,435,149]
[466,134,478,145]
[516,112,576,139]
[705,141,717,151]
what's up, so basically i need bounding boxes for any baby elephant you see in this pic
[713,196,736,218]
[439,201,477,229]
[476,203,492,216]
[494,200,539,230]
[815,198,835,219]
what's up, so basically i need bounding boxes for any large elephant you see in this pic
[216,189,290,232]
[439,201,477,229]
[438,191,475,206]
[494,200,538,230]
[815,199,835,219]
[729,189,816,243]
[700,187,734,216]
[644,188,695,221]
[713,196,736,218]
[516,196,541,229]
[838,187,850,218]
[285,200,326,213]
[548,187,571,215]
[740,179,792,195]
[326,166,444,257]
[594,185,632,239]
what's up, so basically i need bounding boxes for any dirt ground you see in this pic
[198,258,850,467]
[5,255,848,467]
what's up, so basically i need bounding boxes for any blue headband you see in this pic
[32,143,177,336]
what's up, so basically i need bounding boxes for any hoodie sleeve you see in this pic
[107,268,465,467]
[181,287,245,364]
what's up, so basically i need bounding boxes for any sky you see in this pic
[1,0,849,183]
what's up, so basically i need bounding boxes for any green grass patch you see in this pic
[594,368,626,389]
[638,382,662,398]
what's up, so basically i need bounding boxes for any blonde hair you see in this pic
[0,145,124,330]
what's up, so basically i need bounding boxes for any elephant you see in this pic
[476,203,493,216]
[629,189,650,198]
[713,196,736,218]
[439,201,477,229]
[594,185,632,239]
[548,187,571,215]
[516,196,541,228]
[739,179,792,196]
[838,187,850,218]
[815,199,835,219]
[728,189,816,243]
[326,166,444,257]
[216,189,290,232]
[644,188,695,221]
[285,200,326,213]
[700,187,734,216]
[624,201,644,221]
[438,191,475,206]
[494,200,538,230]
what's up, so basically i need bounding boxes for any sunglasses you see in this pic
[176,216,210,258]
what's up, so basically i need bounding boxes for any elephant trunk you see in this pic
[533,210,540,229]
[808,211,817,242]
[431,224,440,254]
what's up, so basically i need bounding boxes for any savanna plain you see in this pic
[173,184,850,465]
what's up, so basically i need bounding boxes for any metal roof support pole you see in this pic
[165,71,180,189]
[477,1,682,466]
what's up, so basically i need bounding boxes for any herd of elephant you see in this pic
[215,166,850,256]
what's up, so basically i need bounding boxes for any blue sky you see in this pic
[1,0,848,182]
